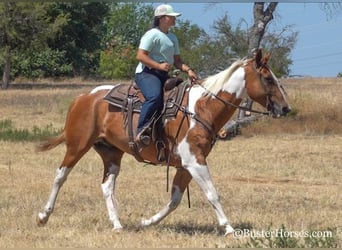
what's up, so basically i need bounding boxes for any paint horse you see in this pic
[36,49,291,235]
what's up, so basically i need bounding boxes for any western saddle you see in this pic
[103,77,190,163]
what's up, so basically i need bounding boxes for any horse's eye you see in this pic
[264,77,274,85]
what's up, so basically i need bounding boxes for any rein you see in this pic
[197,83,270,116]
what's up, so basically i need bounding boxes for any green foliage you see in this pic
[261,25,298,77]
[172,20,209,77]
[46,2,110,76]
[0,2,298,81]
[103,3,154,47]
[0,119,62,142]
[98,38,136,79]
[11,48,73,78]
[98,3,153,79]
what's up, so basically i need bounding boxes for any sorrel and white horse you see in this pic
[36,49,291,235]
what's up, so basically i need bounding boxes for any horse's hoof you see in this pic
[112,227,123,234]
[36,213,48,226]
[224,225,235,237]
[141,218,151,227]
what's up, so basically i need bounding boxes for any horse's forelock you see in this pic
[202,60,246,95]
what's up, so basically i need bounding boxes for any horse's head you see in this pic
[244,49,291,117]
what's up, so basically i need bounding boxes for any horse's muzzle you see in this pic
[268,106,291,118]
[282,106,291,116]
[272,106,291,118]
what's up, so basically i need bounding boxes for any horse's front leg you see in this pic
[178,137,234,236]
[37,166,72,225]
[141,168,192,227]
[186,162,234,235]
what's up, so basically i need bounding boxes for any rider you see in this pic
[135,4,198,146]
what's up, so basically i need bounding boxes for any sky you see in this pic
[153,3,342,77]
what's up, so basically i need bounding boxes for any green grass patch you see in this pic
[0,119,62,142]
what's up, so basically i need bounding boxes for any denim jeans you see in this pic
[135,69,168,133]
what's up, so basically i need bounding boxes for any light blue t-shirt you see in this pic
[135,28,180,74]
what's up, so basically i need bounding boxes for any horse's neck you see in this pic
[222,67,246,100]
[188,87,243,134]
[208,91,243,132]
[203,67,246,132]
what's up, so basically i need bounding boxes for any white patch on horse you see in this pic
[177,137,234,235]
[187,85,206,128]
[101,173,122,230]
[90,85,114,94]
[223,67,246,99]
[177,136,197,166]
[141,185,182,226]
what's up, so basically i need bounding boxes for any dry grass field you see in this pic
[0,77,341,248]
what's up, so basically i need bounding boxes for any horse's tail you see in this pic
[35,132,65,152]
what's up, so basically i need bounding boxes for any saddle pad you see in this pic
[103,81,190,118]
[103,84,142,112]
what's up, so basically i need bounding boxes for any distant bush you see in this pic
[0,119,62,142]
[11,48,73,78]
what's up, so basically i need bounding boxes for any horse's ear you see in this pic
[262,52,272,65]
[254,49,263,68]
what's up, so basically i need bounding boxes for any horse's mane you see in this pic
[201,59,248,95]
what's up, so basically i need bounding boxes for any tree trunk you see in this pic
[237,2,278,119]
[224,3,278,134]
[2,46,11,89]
[248,2,278,53]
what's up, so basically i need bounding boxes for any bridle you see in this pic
[197,83,271,116]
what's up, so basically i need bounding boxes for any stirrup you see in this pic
[156,140,166,162]
[136,127,151,146]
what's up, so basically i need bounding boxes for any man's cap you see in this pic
[154,4,181,17]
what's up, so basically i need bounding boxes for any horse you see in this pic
[36,49,291,236]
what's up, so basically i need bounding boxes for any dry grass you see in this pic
[0,78,341,248]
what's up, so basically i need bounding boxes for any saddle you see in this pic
[103,78,190,162]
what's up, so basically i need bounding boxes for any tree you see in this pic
[216,3,286,137]
[172,20,208,77]
[248,3,278,53]
[0,2,63,88]
[321,2,342,19]
[98,3,153,79]
[47,2,109,76]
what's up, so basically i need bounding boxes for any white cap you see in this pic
[154,4,181,17]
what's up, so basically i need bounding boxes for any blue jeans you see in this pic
[135,69,168,133]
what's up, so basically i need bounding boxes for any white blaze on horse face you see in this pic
[90,85,114,94]
[223,67,246,99]
[270,70,291,108]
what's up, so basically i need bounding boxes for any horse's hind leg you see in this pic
[141,168,192,227]
[94,142,124,231]
[37,166,72,225]
[37,143,92,226]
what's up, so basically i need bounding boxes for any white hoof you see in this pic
[141,218,152,227]
[224,224,235,236]
[36,212,49,226]
[112,227,123,234]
